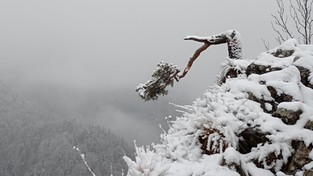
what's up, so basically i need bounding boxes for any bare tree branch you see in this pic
[290,4,306,41]
[179,43,210,78]
[180,30,242,78]
[271,0,313,44]
[184,36,210,43]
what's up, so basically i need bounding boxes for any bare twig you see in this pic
[73,146,96,176]
[261,39,270,51]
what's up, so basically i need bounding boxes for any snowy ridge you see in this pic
[124,40,313,176]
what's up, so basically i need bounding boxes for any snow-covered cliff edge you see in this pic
[124,40,313,176]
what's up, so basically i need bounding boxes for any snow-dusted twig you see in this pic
[73,146,96,176]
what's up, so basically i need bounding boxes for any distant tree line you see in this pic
[0,82,133,176]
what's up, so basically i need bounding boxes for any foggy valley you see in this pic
[0,0,286,175]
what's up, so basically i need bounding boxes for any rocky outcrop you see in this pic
[272,108,302,125]
[297,66,313,89]
[216,40,313,175]
[125,39,313,176]
[199,39,313,175]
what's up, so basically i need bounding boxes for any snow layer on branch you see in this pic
[124,40,313,175]
[185,30,242,59]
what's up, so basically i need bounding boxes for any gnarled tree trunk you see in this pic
[180,30,242,78]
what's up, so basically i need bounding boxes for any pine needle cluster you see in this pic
[136,62,180,101]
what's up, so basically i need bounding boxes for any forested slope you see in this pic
[0,82,133,176]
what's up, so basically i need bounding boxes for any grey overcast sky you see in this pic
[0,0,278,145]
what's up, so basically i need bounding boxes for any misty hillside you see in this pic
[0,83,133,176]
[124,39,313,176]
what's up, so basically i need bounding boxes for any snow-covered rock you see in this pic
[124,40,313,176]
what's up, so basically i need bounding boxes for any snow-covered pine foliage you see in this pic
[125,39,313,175]
[136,62,180,101]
